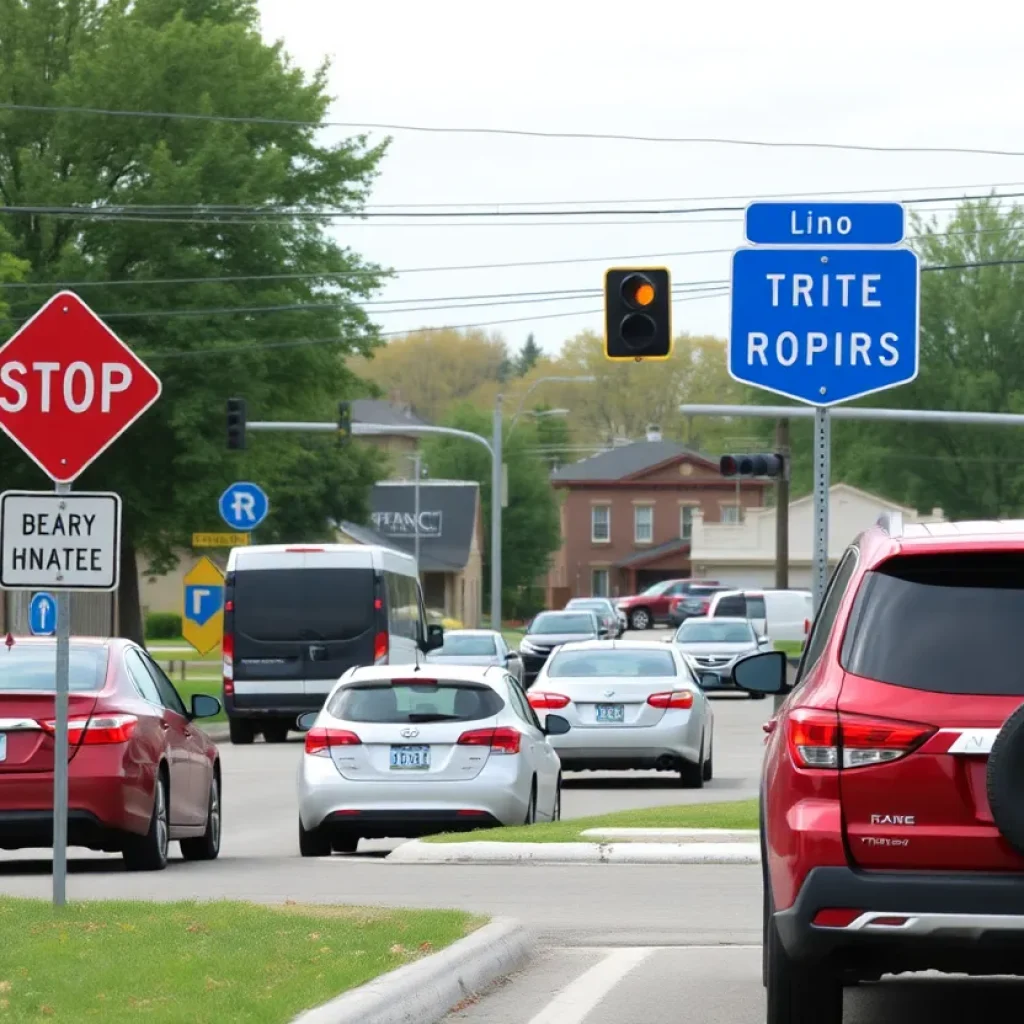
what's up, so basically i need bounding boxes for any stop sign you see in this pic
[0,291,162,483]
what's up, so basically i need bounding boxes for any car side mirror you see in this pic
[544,714,571,736]
[758,636,770,645]
[296,712,318,732]
[423,623,444,652]
[506,651,520,661]
[190,693,221,719]
[732,650,789,695]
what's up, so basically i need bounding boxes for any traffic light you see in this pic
[719,453,786,478]
[604,267,672,361]
[337,401,351,445]
[226,397,246,450]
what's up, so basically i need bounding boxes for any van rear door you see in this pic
[227,553,380,707]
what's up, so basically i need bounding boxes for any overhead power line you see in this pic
[3,101,1024,158]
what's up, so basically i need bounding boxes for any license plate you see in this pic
[595,704,625,723]
[390,745,430,770]
[0,733,5,762]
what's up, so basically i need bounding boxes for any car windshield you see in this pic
[547,650,678,677]
[529,614,595,635]
[641,581,674,596]
[434,635,497,656]
[328,681,505,723]
[567,600,608,613]
[676,622,754,644]
[0,645,108,692]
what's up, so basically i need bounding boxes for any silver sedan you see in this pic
[526,640,713,787]
[295,664,569,855]
[425,628,524,684]
[667,616,772,699]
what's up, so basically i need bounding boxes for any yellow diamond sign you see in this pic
[182,556,225,656]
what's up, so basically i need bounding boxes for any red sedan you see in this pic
[0,637,222,871]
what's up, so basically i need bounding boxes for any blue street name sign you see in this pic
[728,246,920,406]
[745,201,905,247]
[218,481,269,531]
[28,592,57,636]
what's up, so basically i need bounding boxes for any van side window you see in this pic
[415,579,428,642]
[715,594,746,617]
[794,549,859,686]
[386,571,418,640]
[747,595,766,619]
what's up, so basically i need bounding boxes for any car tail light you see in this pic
[528,692,570,709]
[804,618,810,635]
[647,691,695,709]
[373,632,388,663]
[222,631,234,694]
[41,715,138,745]
[699,600,710,613]
[457,727,521,754]
[304,727,361,756]
[787,709,935,770]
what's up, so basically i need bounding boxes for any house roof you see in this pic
[551,440,718,483]
[615,538,691,568]
[351,399,430,430]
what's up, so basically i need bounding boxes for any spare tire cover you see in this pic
[986,702,1024,857]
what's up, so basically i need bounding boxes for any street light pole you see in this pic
[491,396,503,631]
[413,451,421,572]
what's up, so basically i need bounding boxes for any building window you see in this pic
[634,505,653,544]
[721,504,742,525]
[592,569,609,597]
[591,505,610,543]
[680,505,695,541]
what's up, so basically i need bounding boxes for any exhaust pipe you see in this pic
[656,754,676,771]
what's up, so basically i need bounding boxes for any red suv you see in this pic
[732,515,1024,1023]
[617,579,719,631]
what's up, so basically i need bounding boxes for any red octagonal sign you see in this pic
[0,291,162,483]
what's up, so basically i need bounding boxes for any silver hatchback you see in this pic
[295,664,569,855]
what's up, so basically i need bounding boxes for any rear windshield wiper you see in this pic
[406,713,463,723]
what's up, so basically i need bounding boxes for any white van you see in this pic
[221,543,443,745]
[706,588,812,644]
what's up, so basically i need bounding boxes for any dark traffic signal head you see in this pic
[719,453,786,478]
[604,267,672,361]
[226,397,246,450]
[337,401,352,445]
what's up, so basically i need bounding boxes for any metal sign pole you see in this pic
[811,408,831,614]
[52,481,71,907]
[491,399,503,631]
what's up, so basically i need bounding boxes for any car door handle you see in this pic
[160,722,170,732]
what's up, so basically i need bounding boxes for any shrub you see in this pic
[145,612,182,640]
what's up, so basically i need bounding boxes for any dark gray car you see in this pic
[565,598,626,637]
[424,629,524,684]
[519,611,602,685]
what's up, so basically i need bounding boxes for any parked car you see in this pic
[707,587,812,645]
[668,584,733,626]
[0,637,222,871]
[527,640,713,786]
[519,611,603,684]
[295,664,569,855]
[668,616,772,697]
[730,515,1024,1022]
[616,579,720,631]
[425,629,524,684]
[564,597,626,637]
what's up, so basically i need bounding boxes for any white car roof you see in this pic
[546,639,679,655]
[677,616,750,626]
[440,629,501,637]
[341,663,504,684]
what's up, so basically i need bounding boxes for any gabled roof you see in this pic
[351,399,430,429]
[615,538,691,568]
[551,440,718,483]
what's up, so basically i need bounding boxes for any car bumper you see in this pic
[226,690,327,718]
[297,750,533,834]
[777,865,1024,975]
[548,717,701,769]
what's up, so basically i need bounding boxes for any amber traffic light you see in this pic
[604,268,672,361]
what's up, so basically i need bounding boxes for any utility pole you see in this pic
[413,451,421,573]
[491,397,503,631]
[774,418,790,590]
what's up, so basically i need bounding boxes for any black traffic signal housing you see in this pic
[226,397,246,450]
[719,453,787,478]
[337,401,352,446]
[604,267,672,361]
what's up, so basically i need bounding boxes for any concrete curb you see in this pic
[386,839,760,865]
[290,917,532,1024]
[581,827,759,843]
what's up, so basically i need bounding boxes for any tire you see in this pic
[262,722,289,744]
[750,692,768,701]
[551,777,562,821]
[180,773,221,862]
[228,717,255,745]
[987,702,1024,855]
[524,781,537,825]
[765,914,842,1024]
[331,834,359,854]
[678,737,705,788]
[123,771,170,872]
[702,741,714,782]
[629,608,651,631]
[299,818,332,857]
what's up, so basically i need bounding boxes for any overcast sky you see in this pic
[257,0,1024,355]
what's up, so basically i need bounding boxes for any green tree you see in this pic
[421,403,560,617]
[0,0,388,642]
[515,333,542,377]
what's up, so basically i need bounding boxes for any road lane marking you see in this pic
[526,946,655,1024]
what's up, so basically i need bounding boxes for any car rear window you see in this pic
[233,568,374,642]
[328,681,505,722]
[529,614,595,634]
[546,650,678,677]
[0,645,107,692]
[676,622,753,644]
[842,552,1024,695]
[436,635,496,656]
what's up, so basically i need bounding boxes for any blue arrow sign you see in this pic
[745,201,905,246]
[184,583,223,627]
[218,481,269,531]
[28,592,57,636]
[729,245,920,406]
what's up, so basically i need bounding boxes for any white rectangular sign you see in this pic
[0,490,121,591]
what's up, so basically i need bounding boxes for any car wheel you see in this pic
[331,834,360,855]
[629,608,651,631]
[524,781,537,825]
[180,773,221,861]
[678,737,705,789]
[123,771,170,872]
[766,913,842,1023]
[262,722,289,744]
[298,818,332,857]
[551,777,562,821]
[703,741,714,782]
[750,692,767,701]
[228,717,255,745]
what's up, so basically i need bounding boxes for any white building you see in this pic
[688,483,944,588]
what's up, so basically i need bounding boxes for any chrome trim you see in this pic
[845,911,1024,934]
[0,718,41,731]
[940,728,1000,755]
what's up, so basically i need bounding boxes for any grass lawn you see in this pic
[774,640,804,657]
[174,678,226,723]
[0,898,481,1023]
[422,798,759,844]
[148,642,220,662]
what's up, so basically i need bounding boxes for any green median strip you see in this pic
[774,640,804,657]
[422,798,759,843]
[0,898,482,1022]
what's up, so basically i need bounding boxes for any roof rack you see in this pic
[876,510,904,538]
